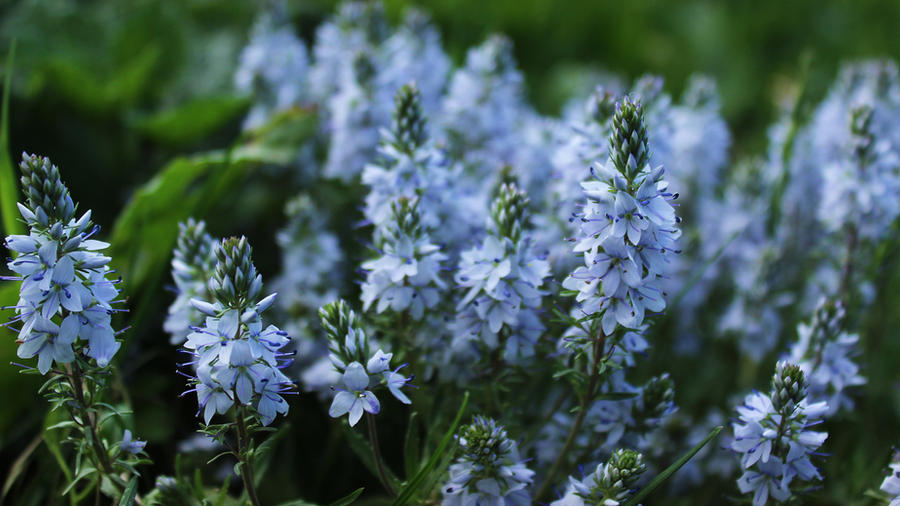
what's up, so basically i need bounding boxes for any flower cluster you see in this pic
[320,300,413,427]
[305,2,450,180]
[182,237,294,426]
[731,362,828,505]
[362,83,458,235]
[441,416,534,505]
[360,198,447,320]
[4,153,122,374]
[787,298,865,416]
[234,2,309,129]
[551,449,647,506]
[451,182,550,365]
[563,96,680,335]
[272,194,344,321]
[164,219,217,344]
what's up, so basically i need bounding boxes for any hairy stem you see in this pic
[366,412,396,497]
[235,410,262,506]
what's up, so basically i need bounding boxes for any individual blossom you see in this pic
[119,429,147,455]
[164,219,217,345]
[787,298,865,416]
[441,416,534,505]
[731,362,828,506]
[562,96,681,336]
[182,237,294,426]
[234,1,309,130]
[360,197,447,320]
[451,182,550,365]
[4,153,122,374]
[319,300,413,427]
[550,449,647,506]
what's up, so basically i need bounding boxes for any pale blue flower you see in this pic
[731,363,828,505]
[182,237,294,426]
[5,154,123,373]
[329,361,380,427]
[235,2,309,129]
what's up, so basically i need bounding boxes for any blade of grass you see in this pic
[623,425,723,506]
[0,40,23,237]
[391,392,469,506]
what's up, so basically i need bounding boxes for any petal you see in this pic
[343,362,370,391]
[329,391,356,418]
[361,391,380,414]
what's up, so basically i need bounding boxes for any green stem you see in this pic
[535,334,603,502]
[65,363,114,475]
[366,412,396,497]
[235,410,262,506]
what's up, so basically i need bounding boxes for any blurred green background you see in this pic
[2,0,900,504]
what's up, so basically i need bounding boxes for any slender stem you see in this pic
[366,412,396,497]
[535,335,603,502]
[838,223,858,305]
[65,363,115,475]
[235,410,262,506]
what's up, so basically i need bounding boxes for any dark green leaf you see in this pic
[117,477,138,506]
[594,392,639,401]
[328,487,365,506]
[137,95,249,146]
[403,412,421,480]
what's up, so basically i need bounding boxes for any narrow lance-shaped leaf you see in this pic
[623,425,723,506]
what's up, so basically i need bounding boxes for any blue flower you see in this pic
[329,362,380,427]
[120,430,146,455]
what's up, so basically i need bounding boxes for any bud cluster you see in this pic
[164,219,217,344]
[442,416,534,504]
[320,299,413,427]
[550,449,647,506]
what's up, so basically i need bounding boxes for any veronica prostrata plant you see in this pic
[3,153,145,501]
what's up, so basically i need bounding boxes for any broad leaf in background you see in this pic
[137,95,250,147]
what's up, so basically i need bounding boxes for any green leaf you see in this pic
[392,392,469,506]
[0,39,22,238]
[61,464,97,496]
[137,95,250,146]
[622,425,723,506]
[117,477,138,506]
[328,487,364,506]
[403,412,421,480]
